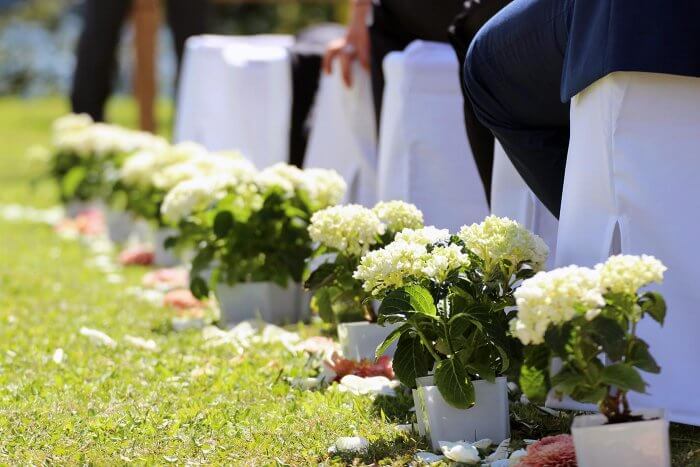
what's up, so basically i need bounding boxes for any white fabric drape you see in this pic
[174,35,293,168]
[304,61,378,206]
[377,40,488,232]
[554,71,700,425]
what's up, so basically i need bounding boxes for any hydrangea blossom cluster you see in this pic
[308,205,385,256]
[161,176,231,224]
[510,266,605,345]
[458,215,549,274]
[301,168,347,210]
[353,227,470,296]
[256,164,347,210]
[372,201,424,233]
[120,142,208,189]
[52,114,166,158]
[510,255,667,345]
[596,254,666,295]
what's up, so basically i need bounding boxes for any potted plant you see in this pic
[179,163,346,326]
[355,216,549,450]
[116,141,225,265]
[305,201,424,361]
[511,255,669,467]
[45,114,166,233]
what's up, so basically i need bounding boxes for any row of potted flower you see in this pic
[45,114,672,465]
[304,203,671,465]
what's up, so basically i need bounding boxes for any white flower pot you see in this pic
[105,209,134,244]
[571,409,670,467]
[413,375,510,451]
[337,322,401,361]
[153,228,179,267]
[215,282,303,327]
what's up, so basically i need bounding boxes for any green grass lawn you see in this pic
[1,96,699,465]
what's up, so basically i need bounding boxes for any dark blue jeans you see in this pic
[464,0,573,218]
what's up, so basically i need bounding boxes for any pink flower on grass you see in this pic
[518,434,577,467]
[163,289,203,311]
[118,246,155,266]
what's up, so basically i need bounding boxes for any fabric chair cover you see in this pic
[304,61,378,206]
[554,71,700,426]
[491,141,558,268]
[377,40,488,231]
[174,34,293,168]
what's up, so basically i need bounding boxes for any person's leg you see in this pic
[165,0,208,74]
[449,0,514,205]
[70,0,132,121]
[464,0,572,218]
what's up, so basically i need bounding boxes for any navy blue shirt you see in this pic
[562,0,700,101]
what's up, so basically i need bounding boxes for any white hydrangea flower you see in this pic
[372,201,424,233]
[161,176,231,224]
[458,215,549,274]
[596,254,666,295]
[510,266,605,345]
[52,113,93,135]
[120,142,206,189]
[353,231,470,296]
[419,244,471,283]
[309,205,385,256]
[394,226,451,246]
[301,168,347,210]
[257,163,306,195]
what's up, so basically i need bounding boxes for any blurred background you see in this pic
[0,0,344,99]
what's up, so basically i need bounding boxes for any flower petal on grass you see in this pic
[79,327,117,348]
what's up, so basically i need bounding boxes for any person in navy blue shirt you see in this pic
[463,0,700,218]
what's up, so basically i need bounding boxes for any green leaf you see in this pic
[190,276,209,300]
[61,166,87,199]
[551,367,586,396]
[519,345,551,404]
[213,211,234,238]
[434,358,475,409]
[589,316,626,361]
[392,333,434,389]
[520,365,549,404]
[544,322,574,357]
[404,285,437,315]
[378,286,436,318]
[639,292,666,325]
[375,323,410,359]
[304,263,339,291]
[600,363,647,393]
[629,339,661,374]
[190,245,214,276]
[312,287,334,323]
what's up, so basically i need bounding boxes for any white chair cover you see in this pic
[555,71,700,426]
[377,40,488,232]
[304,61,377,206]
[174,34,294,168]
[491,141,558,268]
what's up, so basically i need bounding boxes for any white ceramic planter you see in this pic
[572,409,670,467]
[105,209,134,244]
[413,375,510,451]
[215,282,303,327]
[153,228,179,267]
[337,322,401,361]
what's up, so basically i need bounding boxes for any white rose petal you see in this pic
[439,441,481,464]
[79,327,117,348]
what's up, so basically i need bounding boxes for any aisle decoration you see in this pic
[45,114,167,217]
[355,217,548,449]
[305,201,424,360]
[511,254,670,466]
[163,162,347,325]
